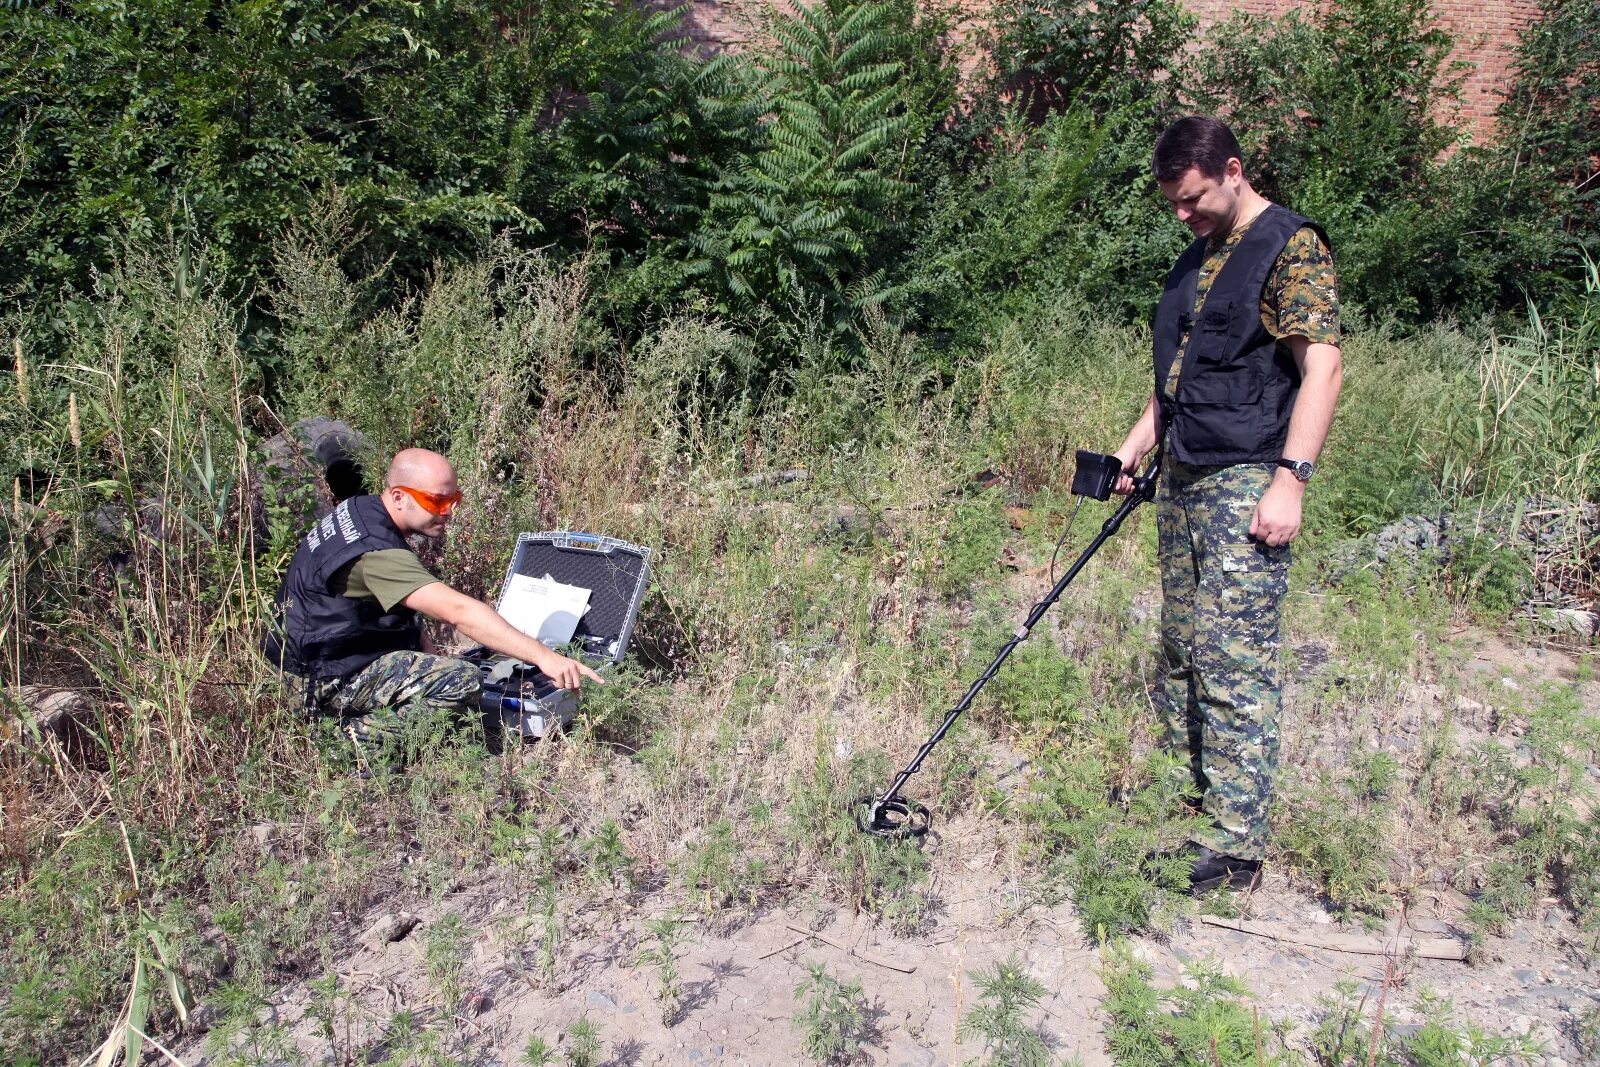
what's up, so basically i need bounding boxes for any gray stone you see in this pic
[361,911,419,947]
[820,505,875,544]
[14,687,90,745]
[1327,513,1451,582]
[887,1038,936,1067]
[262,416,369,474]
[586,991,619,1011]
[733,468,809,489]
[1291,642,1331,677]
[186,1001,219,1033]
[1515,968,1539,984]
[92,498,173,543]
[261,417,372,522]
[1539,608,1598,638]
[1533,986,1580,1006]
[1126,590,1160,626]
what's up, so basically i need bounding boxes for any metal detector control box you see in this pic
[467,531,652,737]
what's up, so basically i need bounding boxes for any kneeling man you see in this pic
[264,447,602,743]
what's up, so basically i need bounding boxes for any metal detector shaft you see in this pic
[864,458,1162,831]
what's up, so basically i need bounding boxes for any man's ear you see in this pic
[1225,156,1246,184]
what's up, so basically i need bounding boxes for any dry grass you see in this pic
[1,238,1595,1064]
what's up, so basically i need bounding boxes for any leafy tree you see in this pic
[986,0,1192,115]
[1190,0,1462,228]
[1183,0,1594,323]
[1187,0,1489,322]
[908,99,1192,338]
[689,0,923,338]
[1497,0,1599,259]
[0,0,719,305]
[542,14,765,257]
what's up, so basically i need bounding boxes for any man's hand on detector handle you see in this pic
[1110,445,1148,496]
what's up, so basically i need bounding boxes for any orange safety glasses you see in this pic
[393,485,463,517]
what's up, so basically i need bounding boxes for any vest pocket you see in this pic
[1176,363,1265,456]
[1198,305,1232,337]
[1180,362,1261,406]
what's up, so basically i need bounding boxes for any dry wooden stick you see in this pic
[1368,958,1395,1067]
[780,920,917,973]
[757,935,808,961]
[1198,915,1467,961]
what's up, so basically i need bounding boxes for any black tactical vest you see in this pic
[1152,205,1329,465]
[262,495,425,679]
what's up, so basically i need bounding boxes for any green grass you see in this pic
[2,235,1595,1064]
[792,961,870,1065]
[1107,960,1547,1067]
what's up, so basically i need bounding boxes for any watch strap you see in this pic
[1277,458,1314,481]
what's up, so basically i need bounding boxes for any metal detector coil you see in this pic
[857,794,932,839]
[857,443,1164,840]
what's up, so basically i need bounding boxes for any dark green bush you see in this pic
[1497,0,1599,260]
[0,1,744,306]
[1185,0,1595,324]
[907,102,1187,341]
[3,0,1594,389]
[688,0,951,342]
[985,0,1191,115]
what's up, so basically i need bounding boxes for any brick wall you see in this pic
[1182,0,1542,138]
[677,0,776,48]
[681,0,1544,141]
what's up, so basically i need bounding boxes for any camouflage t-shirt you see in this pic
[1163,215,1340,399]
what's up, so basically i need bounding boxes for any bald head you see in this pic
[381,448,460,535]
[386,448,456,493]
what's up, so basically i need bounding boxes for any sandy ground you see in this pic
[176,634,1599,1066]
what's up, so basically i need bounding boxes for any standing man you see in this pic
[1109,116,1342,892]
[264,447,602,747]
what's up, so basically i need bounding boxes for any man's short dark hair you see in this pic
[1152,116,1244,183]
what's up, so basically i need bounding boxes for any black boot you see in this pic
[1186,844,1262,893]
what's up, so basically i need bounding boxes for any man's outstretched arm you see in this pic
[1250,338,1342,546]
[402,582,605,690]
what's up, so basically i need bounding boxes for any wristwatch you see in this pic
[1277,458,1315,483]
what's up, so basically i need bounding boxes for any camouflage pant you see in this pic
[312,650,483,747]
[1155,461,1288,861]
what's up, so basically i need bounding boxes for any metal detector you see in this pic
[856,440,1164,839]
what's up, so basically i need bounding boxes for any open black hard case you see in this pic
[467,531,652,737]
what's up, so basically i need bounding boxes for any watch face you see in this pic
[1292,461,1314,482]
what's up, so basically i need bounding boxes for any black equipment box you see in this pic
[468,531,652,737]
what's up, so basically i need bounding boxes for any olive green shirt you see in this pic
[1164,216,1341,400]
[331,548,438,611]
